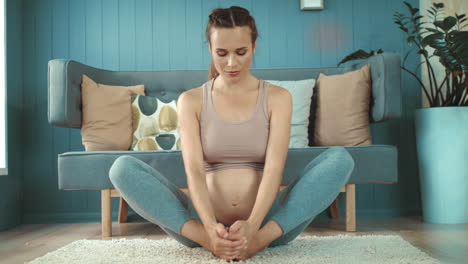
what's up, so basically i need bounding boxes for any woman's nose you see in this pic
[227,55,237,66]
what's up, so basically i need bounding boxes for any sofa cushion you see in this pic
[314,64,372,146]
[266,79,315,148]
[81,74,146,151]
[130,94,180,151]
[58,145,398,190]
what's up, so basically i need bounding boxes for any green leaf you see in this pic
[421,32,446,48]
[414,16,424,21]
[402,1,419,16]
[449,32,468,70]
[433,46,460,71]
[434,2,444,9]
[424,27,442,33]
[416,22,428,28]
[455,13,466,20]
[407,36,415,46]
[403,1,413,11]
[427,9,436,16]
[434,20,454,31]
[337,49,380,67]
[417,49,429,57]
[399,26,409,32]
[443,16,457,31]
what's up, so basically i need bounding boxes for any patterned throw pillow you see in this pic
[131,94,181,151]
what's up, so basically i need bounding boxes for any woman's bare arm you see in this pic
[247,86,293,231]
[177,89,218,230]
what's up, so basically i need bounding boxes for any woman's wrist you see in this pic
[247,218,262,231]
[203,221,218,233]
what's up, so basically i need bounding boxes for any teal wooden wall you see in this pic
[0,0,24,231]
[2,0,422,229]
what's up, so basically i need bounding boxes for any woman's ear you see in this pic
[252,42,256,54]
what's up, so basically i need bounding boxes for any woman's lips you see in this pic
[226,71,240,77]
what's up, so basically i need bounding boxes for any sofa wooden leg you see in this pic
[101,189,112,237]
[345,184,356,232]
[327,198,340,219]
[118,197,128,223]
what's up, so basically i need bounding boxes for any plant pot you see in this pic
[414,106,468,224]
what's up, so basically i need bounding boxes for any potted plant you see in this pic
[395,1,467,224]
[339,2,468,224]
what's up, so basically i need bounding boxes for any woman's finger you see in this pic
[222,252,238,261]
[220,238,244,249]
[235,243,247,250]
[225,249,240,256]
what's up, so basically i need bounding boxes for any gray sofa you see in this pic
[48,53,401,237]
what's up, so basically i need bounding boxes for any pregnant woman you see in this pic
[109,6,355,262]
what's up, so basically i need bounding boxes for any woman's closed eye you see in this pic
[217,51,247,57]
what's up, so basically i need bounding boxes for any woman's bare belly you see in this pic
[205,168,263,226]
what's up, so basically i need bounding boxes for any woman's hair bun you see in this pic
[230,6,250,15]
[209,6,250,22]
[208,8,224,22]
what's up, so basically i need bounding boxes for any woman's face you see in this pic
[209,26,256,80]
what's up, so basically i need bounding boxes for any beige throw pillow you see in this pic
[81,74,146,151]
[314,64,372,146]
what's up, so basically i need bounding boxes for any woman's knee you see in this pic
[109,156,158,187]
[109,155,136,181]
[325,146,355,170]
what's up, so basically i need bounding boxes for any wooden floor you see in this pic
[0,216,466,264]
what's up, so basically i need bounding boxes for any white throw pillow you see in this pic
[265,79,316,148]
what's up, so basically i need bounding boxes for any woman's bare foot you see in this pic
[180,220,236,260]
[207,225,246,261]
[229,220,284,261]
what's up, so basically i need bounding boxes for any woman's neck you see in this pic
[215,74,258,94]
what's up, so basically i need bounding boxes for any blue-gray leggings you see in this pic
[109,146,354,248]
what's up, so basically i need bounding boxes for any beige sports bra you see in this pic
[200,77,270,173]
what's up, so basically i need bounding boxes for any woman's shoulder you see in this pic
[265,81,291,101]
[264,81,292,118]
[178,85,204,120]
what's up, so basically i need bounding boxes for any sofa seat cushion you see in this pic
[58,145,398,190]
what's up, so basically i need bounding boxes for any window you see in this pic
[0,0,7,176]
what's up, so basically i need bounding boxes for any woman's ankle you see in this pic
[257,220,284,247]
[180,219,212,250]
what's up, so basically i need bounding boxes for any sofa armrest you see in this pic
[346,52,402,123]
[48,59,111,128]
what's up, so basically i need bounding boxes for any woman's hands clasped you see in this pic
[206,223,247,262]
[225,220,257,252]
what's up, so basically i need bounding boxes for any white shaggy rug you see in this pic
[27,234,443,264]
